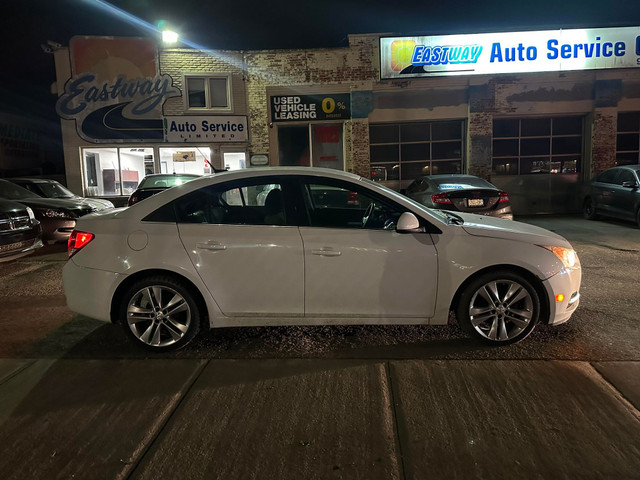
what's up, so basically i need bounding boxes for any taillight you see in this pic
[498,191,510,203]
[431,192,453,205]
[68,230,95,258]
[346,191,360,206]
[128,193,139,206]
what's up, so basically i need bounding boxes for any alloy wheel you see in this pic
[468,279,534,342]
[126,285,191,347]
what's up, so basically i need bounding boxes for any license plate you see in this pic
[468,199,484,207]
[0,239,32,253]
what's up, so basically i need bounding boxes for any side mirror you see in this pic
[622,181,639,189]
[396,212,423,233]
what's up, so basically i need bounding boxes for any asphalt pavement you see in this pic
[0,215,639,479]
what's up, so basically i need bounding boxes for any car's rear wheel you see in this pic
[119,276,201,352]
[583,197,598,220]
[636,208,640,229]
[456,271,540,345]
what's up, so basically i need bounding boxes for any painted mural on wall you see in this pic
[55,36,180,142]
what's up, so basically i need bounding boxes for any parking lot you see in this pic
[0,215,639,479]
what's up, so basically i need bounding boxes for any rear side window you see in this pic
[142,202,176,223]
[174,180,289,226]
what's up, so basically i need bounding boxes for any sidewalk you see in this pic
[1,358,639,479]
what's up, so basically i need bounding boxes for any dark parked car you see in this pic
[0,179,106,244]
[583,165,640,227]
[0,198,43,262]
[404,174,513,219]
[8,178,114,211]
[127,173,201,206]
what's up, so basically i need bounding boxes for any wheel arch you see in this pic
[110,268,210,330]
[449,264,550,325]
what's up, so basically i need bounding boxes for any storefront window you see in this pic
[492,116,583,175]
[159,147,212,175]
[278,124,344,170]
[82,147,153,197]
[369,120,464,187]
[82,147,213,197]
[616,112,640,165]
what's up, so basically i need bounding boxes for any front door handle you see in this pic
[311,248,341,257]
[197,241,226,251]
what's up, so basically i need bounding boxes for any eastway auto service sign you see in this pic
[380,26,640,78]
[164,116,248,142]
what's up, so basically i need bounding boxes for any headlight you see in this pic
[539,245,580,269]
[36,208,73,219]
[25,206,35,221]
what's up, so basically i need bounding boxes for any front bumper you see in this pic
[39,218,76,244]
[542,266,582,325]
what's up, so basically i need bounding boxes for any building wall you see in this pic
[52,34,640,214]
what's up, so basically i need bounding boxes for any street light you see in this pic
[162,30,179,45]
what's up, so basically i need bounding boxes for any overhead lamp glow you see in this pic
[162,30,179,44]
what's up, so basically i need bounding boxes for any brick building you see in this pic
[52,28,640,212]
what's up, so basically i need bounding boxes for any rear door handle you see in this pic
[311,248,341,257]
[197,241,226,251]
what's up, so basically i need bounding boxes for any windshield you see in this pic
[0,180,38,200]
[35,182,76,198]
[139,175,199,189]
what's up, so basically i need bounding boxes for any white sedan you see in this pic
[63,167,581,351]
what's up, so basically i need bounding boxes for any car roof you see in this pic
[142,173,201,178]
[121,167,364,218]
[7,177,58,184]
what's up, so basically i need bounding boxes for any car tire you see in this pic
[583,197,598,220]
[456,271,540,345]
[119,275,201,352]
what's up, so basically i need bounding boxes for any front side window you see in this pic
[174,180,288,226]
[185,75,231,111]
[302,179,403,230]
[596,169,619,184]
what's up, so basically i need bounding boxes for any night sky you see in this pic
[2,0,640,121]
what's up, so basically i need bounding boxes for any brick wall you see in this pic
[159,35,379,170]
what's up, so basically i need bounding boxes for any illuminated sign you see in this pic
[164,116,248,142]
[380,26,640,78]
[270,94,351,122]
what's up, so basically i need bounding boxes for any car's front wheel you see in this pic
[119,276,201,352]
[583,197,598,220]
[456,271,540,345]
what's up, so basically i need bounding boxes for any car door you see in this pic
[297,177,438,319]
[610,169,638,220]
[176,177,304,316]
[592,168,619,215]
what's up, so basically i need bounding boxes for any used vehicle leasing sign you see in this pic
[380,26,640,78]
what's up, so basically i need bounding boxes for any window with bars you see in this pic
[616,112,640,166]
[369,120,464,183]
[492,116,583,175]
[184,75,231,111]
